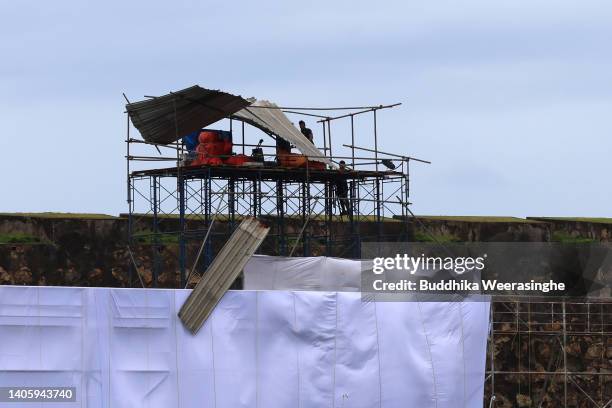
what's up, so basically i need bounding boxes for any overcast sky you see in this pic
[1,0,610,217]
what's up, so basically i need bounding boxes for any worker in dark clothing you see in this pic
[335,160,351,216]
[298,120,314,144]
[275,135,292,166]
[276,135,291,154]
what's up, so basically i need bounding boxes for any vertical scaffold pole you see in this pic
[322,121,327,156]
[374,109,379,173]
[325,179,332,256]
[178,175,186,287]
[376,177,382,242]
[241,121,245,155]
[489,306,496,407]
[126,112,133,286]
[204,169,212,268]
[349,114,358,256]
[373,109,382,242]
[350,114,355,168]
[252,172,260,217]
[302,162,311,256]
[349,179,359,258]
[276,180,286,256]
[152,176,159,287]
[403,160,411,240]
[327,120,333,160]
[563,301,568,407]
[229,177,236,229]
[172,97,187,287]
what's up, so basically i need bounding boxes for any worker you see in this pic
[298,120,314,144]
[276,135,291,154]
[335,160,351,216]
[275,135,292,165]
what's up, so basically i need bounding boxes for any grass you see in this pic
[529,217,612,225]
[414,216,539,223]
[0,212,117,219]
[0,233,44,244]
[551,231,597,244]
[413,230,462,243]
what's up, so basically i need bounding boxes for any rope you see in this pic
[289,195,321,257]
[126,245,145,288]
[289,213,312,257]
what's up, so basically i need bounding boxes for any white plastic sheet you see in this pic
[0,285,489,408]
[243,255,432,291]
[244,255,365,291]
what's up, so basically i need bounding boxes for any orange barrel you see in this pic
[225,154,252,166]
[279,153,308,168]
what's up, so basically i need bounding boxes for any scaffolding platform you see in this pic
[132,164,404,182]
[124,85,430,286]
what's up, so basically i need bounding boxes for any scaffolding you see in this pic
[486,298,612,407]
[125,98,430,287]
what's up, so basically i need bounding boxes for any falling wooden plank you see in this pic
[178,217,269,334]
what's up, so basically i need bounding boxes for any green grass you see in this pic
[551,231,597,244]
[413,230,462,243]
[0,233,43,244]
[0,212,117,219]
[414,216,539,223]
[529,217,612,225]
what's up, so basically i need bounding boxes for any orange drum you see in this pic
[278,153,325,169]
[279,153,307,168]
[225,154,252,166]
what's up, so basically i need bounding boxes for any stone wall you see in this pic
[0,214,609,289]
[0,213,610,407]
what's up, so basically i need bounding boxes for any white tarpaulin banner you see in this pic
[0,285,489,408]
[243,255,435,291]
[233,100,333,166]
[244,255,365,291]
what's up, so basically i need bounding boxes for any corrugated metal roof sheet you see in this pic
[178,217,270,334]
[126,85,251,144]
[233,100,333,166]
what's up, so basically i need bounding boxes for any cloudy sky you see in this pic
[1,0,610,217]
